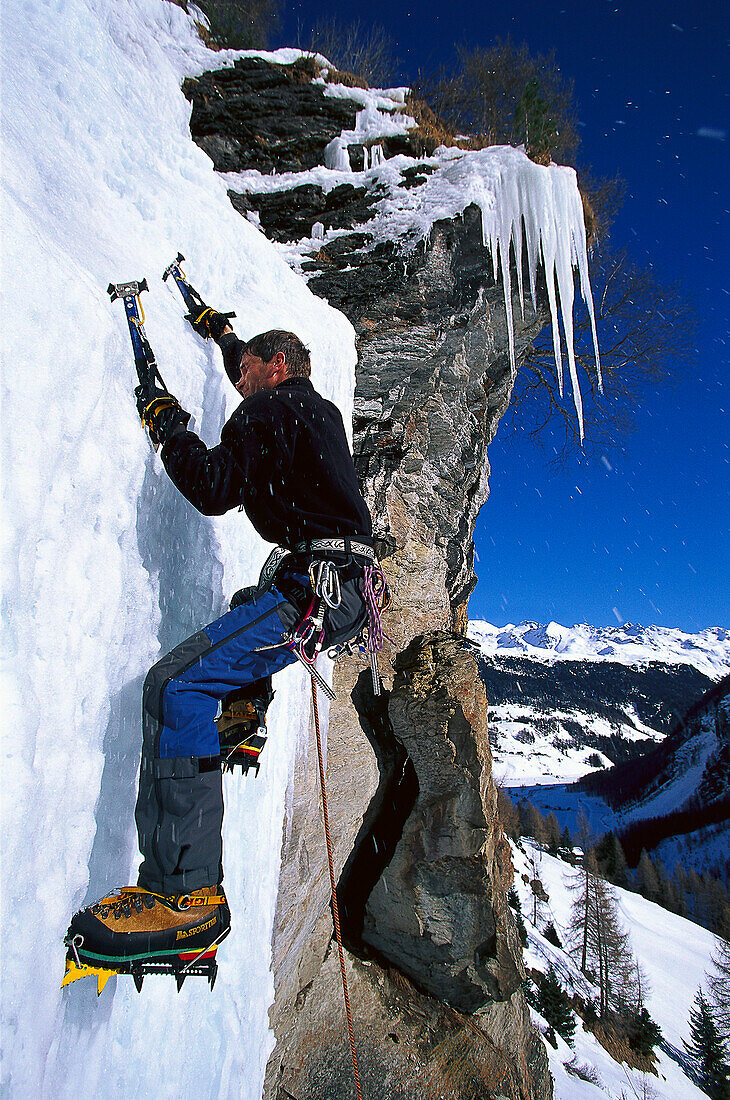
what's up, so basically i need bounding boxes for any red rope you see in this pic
[312,682,364,1100]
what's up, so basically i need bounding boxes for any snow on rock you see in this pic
[468,620,730,679]
[1,2,355,1098]
[225,141,599,437]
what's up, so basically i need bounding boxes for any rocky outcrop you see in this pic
[184,53,558,1100]
[184,57,437,175]
[363,634,524,1011]
[185,58,548,634]
[266,636,551,1100]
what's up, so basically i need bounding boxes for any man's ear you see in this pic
[272,350,288,379]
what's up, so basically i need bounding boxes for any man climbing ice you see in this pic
[63,299,382,992]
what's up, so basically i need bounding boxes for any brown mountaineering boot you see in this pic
[62,885,230,993]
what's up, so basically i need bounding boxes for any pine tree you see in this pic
[507,887,528,947]
[567,847,600,976]
[636,850,661,904]
[559,824,573,856]
[568,854,638,1016]
[544,922,562,948]
[521,799,548,846]
[684,988,730,1100]
[536,966,576,1046]
[595,831,629,888]
[497,787,520,840]
[708,905,730,1035]
[624,1005,662,1057]
[545,812,561,855]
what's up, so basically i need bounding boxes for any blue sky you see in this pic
[277,1,729,631]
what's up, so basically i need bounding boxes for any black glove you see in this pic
[188,307,229,341]
[135,385,191,448]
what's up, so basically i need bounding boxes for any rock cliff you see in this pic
[182,52,569,1099]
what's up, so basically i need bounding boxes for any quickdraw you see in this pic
[327,563,392,696]
[286,588,336,701]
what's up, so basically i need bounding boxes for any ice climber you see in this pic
[63,308,381,992]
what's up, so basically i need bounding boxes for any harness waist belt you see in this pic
[294,538,375,561]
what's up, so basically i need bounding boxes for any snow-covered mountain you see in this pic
[469,620,730,679]
[478,620,730,884]
[511,840,719,1100]
[467,620,728,787]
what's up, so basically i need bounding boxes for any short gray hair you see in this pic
[244,330,311,378]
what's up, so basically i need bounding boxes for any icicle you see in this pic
[362,146,370,171]
[471,155,598,439]
[324,137,351,171]
[370,144,384,167]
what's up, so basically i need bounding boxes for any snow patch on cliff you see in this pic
[223,87,599,437]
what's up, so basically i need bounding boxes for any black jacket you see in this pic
[160,373,372,551]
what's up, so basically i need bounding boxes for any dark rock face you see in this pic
[229,181,381,242]
[184,57,435,174]
[184,58,359,173]
[273,948,551,1100]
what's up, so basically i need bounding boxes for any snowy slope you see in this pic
[511,842,717,1100]
[1,3,356,1098]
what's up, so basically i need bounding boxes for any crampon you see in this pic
[217,687,272,774]
[61,885,230,994]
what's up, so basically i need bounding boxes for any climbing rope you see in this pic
[311,681,364,1100]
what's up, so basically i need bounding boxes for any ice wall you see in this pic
[0,2,355,1097]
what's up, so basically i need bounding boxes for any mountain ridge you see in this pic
[469,619,730,680]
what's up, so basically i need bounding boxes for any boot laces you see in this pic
[92,889,157,920]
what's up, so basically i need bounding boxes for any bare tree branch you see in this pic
[499,244,697,465]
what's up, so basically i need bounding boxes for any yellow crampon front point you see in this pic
[62,958,116,995]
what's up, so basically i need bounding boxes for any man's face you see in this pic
[236,351,284,399]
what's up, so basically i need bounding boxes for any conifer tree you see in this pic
[567,847,600,976]
[497,787,520,840]
[684,988,730,1100]
[568,853,638,1016]
[536,966,576,1046]
[521,800,547,846]
[545,812,561,855]
[595,831,629,888]
[708,906,730,1035]
[636,850,661,904]
[626,1006,662,1057]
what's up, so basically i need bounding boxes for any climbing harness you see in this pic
[311,680,364,1100]
[250,539,389,701]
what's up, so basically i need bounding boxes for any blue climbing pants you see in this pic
[135,566,367,896]
[135,587,301,894]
